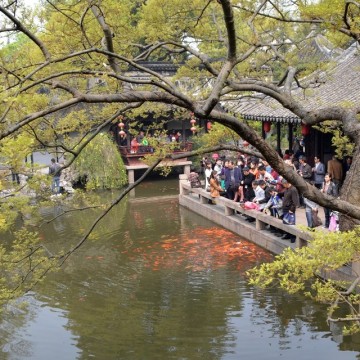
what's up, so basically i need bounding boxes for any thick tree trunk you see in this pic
[339,147,360,231]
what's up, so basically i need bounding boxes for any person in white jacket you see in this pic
[204,161,213,191]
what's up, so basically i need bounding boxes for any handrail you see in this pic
[119,141,193,156]
[179,180,312,248]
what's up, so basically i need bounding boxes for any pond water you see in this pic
[1,178,360,359]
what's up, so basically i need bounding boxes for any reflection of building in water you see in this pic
[52,206,66,234]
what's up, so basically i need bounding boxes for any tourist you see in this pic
[11,169,20,185]
[213,158,223,176]
[209,170,224,203]
[256,180,272,210]
[252,179,266,204]
[136,130,145,144]
[327,155,343,190]
[204,161,213,191]
[263,186,283,219]
[293,137,304,159]
[303,197,318,229]
[312,156,325,189]
[321,173,338,229]
[200,156,208,174]
[298,155,312,207]
[130,137,139,153]
[175,131,182,142]
[49,158,62,194]
[283,149,291,160]
[249,160,259,179]
[263,186,284,235]
[257,164,274,183]
[237,155,245,169]
[224,160,242,200]
[119,132,127,146]
[141,135,149,146]
[279,179,300,242]
[244,179,271,212]
[243,179,260,222]
[235,166,255,203]
[188,168,202,188]
[298,156,313,183]
[169,132,177,142]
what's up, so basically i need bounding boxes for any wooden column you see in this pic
[277,122,282,155]
[288,123,293,152]
[262,121,266,139]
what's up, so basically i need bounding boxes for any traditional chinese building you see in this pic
[224,39,358,167]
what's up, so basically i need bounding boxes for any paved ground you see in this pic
[295,206,326,229]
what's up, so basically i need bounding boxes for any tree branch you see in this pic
[57,157,163,265]
[0,5,51,61]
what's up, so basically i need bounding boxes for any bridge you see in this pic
[119,144,193,183]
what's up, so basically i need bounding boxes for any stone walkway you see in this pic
[295,206,326,229]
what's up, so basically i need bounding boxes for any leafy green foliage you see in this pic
[248,227,360,332]
[0,0,360,332]
[314,121,355,158]
[0,229,58,310]
[71,133,127,190]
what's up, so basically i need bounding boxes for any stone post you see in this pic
[128,169,135,184]
[184,164,191,176]
[179,174,188,195]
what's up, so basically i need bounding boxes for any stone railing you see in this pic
[180,175,312,249]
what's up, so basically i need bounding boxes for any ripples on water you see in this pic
[0,180,359,359]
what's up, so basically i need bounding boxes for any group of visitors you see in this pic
[190,150,351,242]
[127,130,183,154]
[129,131,151,153]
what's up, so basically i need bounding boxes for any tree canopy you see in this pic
[1,0,360,330]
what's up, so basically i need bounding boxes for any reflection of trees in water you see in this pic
[0,298,39,359]
[6,192,360,357]
[39,191,130,254]
[248,287,360,351]
[29,200,259,358]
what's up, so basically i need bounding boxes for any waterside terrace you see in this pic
[178,174,358,284]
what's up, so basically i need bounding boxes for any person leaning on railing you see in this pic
[278,179,300,243]
[209,170,224,204]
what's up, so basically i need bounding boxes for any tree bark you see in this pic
[339,147,360,231]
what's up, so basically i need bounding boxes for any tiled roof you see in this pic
[224,44,360,123]
[128,61,180,74]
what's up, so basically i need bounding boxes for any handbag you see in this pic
[311,209,322,227]
[244,201,260,211]
[283,212,295,225]
[329,212,338,232]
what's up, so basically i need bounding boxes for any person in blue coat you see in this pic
[224,161,242,200]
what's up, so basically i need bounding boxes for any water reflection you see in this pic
[1,179,360,359]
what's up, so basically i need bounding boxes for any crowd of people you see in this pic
[119,130,183,154]
[189,151,352,243]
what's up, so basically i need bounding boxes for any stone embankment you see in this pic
[0,165,75,198]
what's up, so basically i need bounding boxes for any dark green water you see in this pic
[1,178,360,359]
